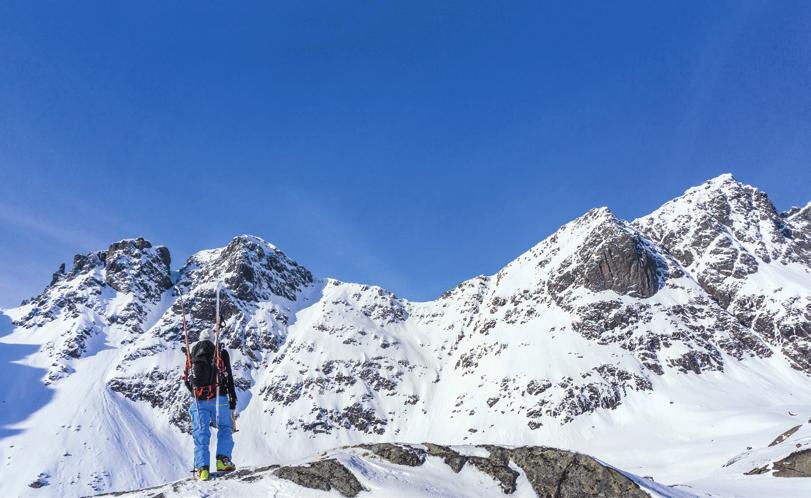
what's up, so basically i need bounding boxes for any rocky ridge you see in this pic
[97,443,656,498]
[10,176,809,434]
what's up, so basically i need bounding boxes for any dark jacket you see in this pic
[184,340,237,409]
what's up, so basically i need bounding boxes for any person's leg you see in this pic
[190,400,212,469]
[215,396,234,460]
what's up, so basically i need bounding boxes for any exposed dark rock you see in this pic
[667,350,724,374]
[190,235,313,303]
[50,263,66,286]
[423,443,467,472]
[508,446,648,498]
[294,402,388,435]
[108,367,195,432]
[93,443,659,497]
[543,365,652,423]
[350,443,646,496]
[769,425,803,447]
[744,465,769,475]
[28,474,49,488]
[467,453,519,494]
[773,449,811,477]
[274,458,363,497]
[549,210,664,300]
[526,380,551,396]
[228,464,280,482]
[360,443,426,467]
[359,288,409,325]
[581,235,661,298]
[104,238,172,300]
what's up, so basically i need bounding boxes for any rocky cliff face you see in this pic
[547,208,665,299]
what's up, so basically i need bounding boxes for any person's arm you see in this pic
[222,349,238,410]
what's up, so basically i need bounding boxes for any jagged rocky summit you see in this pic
[634,173,811,372]
[1,174,810,497]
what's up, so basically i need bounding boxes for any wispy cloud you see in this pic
[0,201,107,250]
[274,187,415,297]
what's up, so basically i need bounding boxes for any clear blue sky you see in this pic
[1,1,810,307]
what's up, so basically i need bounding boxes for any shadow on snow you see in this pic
[0,312,54,439]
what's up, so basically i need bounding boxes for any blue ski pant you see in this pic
[189,396,233,469]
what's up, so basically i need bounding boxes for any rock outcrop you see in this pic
[773,449,811,477]
[97,443,652,497]
[549,208,664,299]
[274,458,364,496]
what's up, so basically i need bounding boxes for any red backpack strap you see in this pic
[194,386,215,400]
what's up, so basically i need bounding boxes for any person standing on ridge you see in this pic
[184,328,238,481]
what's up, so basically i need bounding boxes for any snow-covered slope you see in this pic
[1,175,810,497]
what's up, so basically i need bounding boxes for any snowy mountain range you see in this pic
[1,174,810,497]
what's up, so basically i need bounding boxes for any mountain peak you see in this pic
[638,173,779,231]
[103,237,172,298]
[496,205,664,302]
[229,234,279,252]
[583,205,615,220]
[180,234,313,303]
[681,172,756,199]
[108,236,157,250]
[560,206,621,234]
[633,174,811,372]
[706,172,737,184]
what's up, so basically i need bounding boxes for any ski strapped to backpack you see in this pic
[215,282,221,426]
[178,287,201,426]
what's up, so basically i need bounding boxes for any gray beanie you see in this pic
[198,329,212,342]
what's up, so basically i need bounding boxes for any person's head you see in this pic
[198,329,212,343]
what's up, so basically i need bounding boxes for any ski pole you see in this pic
[231,409,238,432]
[214,282,221,427]
[178,287,201,422]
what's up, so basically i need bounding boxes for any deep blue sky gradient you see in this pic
[1,1,810,307]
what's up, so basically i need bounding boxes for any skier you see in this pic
[184,328,238,481]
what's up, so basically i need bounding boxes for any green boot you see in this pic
[216,455,235,472]
[195,467,210,481]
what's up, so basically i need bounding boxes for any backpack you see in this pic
[187,341,226,400]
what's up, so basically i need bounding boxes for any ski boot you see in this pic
[195,467,210,481]
[216,455,236,472]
